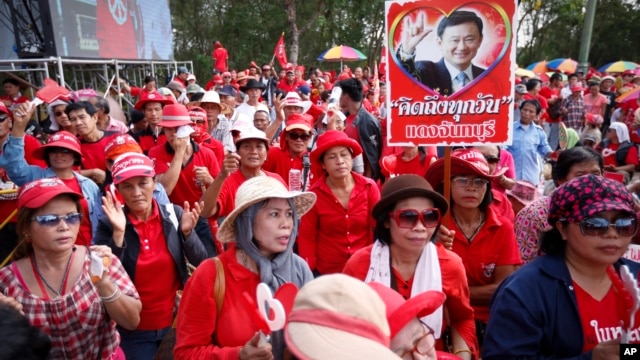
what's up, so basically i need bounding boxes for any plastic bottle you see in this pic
[288,169,302,192]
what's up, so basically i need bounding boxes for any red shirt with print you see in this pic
[603,143,639,167]
[263,146,305,188]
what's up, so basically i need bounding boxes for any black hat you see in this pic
[240,78,266,92]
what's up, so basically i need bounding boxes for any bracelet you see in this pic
[454,349,472,356]
[100,285,121,303]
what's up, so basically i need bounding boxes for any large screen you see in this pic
[48,0,174,61]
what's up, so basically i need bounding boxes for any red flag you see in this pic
[379,46,387,79]
[273,33,288,68]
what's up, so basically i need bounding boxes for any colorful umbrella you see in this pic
[516,68,536,78]
[317,45,367,68]
[616,87,640,104]
[598,61,640,73]
[547,58,578,74]
[525,60,548,73]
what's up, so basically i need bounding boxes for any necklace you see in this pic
[453,212,486,243]
[239,250,257,274]
[31,247,75,297]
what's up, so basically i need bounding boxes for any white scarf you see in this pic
[365,240,444,338]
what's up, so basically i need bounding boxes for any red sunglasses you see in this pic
[389,208,441,228]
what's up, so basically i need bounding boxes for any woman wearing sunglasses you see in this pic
[344,174,478,359]
[473,145,516,194]
[425,148,521,347]
[484,175,640,359]
[0,178,141,359]
[298,130,381,276]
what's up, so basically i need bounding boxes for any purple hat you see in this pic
[548,174,635,225]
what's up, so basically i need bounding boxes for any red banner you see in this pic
[385,0,517,146]
[274,34,288,68]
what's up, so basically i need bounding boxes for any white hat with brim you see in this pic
[233,126,270,146]
[217,176,316,243]
[283,92,312,114]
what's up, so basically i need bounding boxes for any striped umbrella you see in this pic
[546,58,577,74]
[598,61,640,73]
[525,60,548,73]
[317,45,367,68]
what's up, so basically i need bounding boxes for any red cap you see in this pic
[285,63,294,71]
[188,106,208,122]
[213,75,224,85]
[369,283,445,338]
[111,153,156,185]
[105,134,142,161]
[623,70,635,76]
[158,104,193,128]
[285,113,313,133]
[0,103,11,116]
[222,71,232,78]
[18,178,83,209]
[296,65,305,73]
[134,91,172,110]
[570,85,583,92]
[426,148,507,188]
[33,131,82,160]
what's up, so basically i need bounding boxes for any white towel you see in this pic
[365,240,444,338]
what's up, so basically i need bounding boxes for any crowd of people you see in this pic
[0,45,639,359]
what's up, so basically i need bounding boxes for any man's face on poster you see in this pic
[437,21,483,71]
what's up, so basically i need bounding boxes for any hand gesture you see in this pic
[193,166,214,186]
[239,332,274,360]
[436,224,455,250]
[173,136,189,155]
[101,192,126,233]
[221,152,241,177]
[180,201,201,236]
[11,101,36,137]
[591,338,619,359]
[400,12,433,55]
[273,92,284,115]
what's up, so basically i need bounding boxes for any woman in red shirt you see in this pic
[343,174,478,359]
[425,149,521,346]
[174,176,316,359]
[95,153,208,360]
[380,146,436,180]
[298,130,381,275]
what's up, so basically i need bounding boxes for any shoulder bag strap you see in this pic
[213,257,225,315]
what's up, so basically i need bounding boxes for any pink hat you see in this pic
[186,74,196,82]
[285,113,313,133]
[426,148,507,188]
[134,90,172,110]
[570,85,583,92]
[0,103,10,116]
[18,178,83,209]
[283,92,311,113]
[187,106,208,122]
[33,131,82,160]
[158,104,193,128]
[222,71,232,78]
[111,153,156,185]
[506,180,540,206]
[585,113,603,126]
[104,134,142,161]
[310,130,362,165]
[285,63,294,71]
[368,283,445,338]
[230,113,253,134]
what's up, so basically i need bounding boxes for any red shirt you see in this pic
[198,136,225,168]
[263,146,305,188]
[344,114,360,143]
[277,79,304,93]
[128,201,180,330]
[216,170,285,218]
[0,135,46,223]
[603,143,639,167]
[298,173,380,274]
[59,177,92,247]
[174,245,262,359]
[80,132,118,171]
[380,153,435,179]
[0,95,30,109]
[343,242,478,357]
[148,142,220,206]
[450,207,521,322]
[133,126,167,154]
[212,48,228,72]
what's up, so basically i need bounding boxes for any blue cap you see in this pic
[219,85,237,97]
[178,66,189,74]
[297,84,311,96]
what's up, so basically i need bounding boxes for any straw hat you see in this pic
[217,176,316,242]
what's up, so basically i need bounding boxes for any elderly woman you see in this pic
[0,103,103,247]
[344,174,478,359]
[0,178,141,359]
[425,149,521,346]
[298,130,380,275]
[95,153,207,360]
[484,175,640,358]
[174,176,316,359]
[516,147,604,264]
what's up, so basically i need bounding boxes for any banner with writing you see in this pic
[385,0,517,146]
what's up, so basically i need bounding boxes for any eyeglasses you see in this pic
[397,322,436,359]
[575,217,638,237]
[452,176,489,188]
[48,147,73,154]
[31,213,83,227]
[389,208,440,228]
[223,76,231,79]
[287,132,311,141]
[484,155,500,164]
[54,111,65,117]
[262,68,270,72]
[0,115,8,123]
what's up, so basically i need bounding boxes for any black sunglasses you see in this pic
[287,132,311,141]
[48,148,73,154]
[0,115,8,123]
[484,155,500,164]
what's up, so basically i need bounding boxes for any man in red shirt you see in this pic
[66,101,118,186]
[212,41,229,73]
[131,91,172,153]
[148,104,220,256]
[187,106,225,166]
[173,67,189,88]
[277,68,304,93]
[1,79,29,110]
[263,113,314,188]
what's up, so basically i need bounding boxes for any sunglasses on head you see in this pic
[287,132,311,141]
[389,208,441,228]
[31,213,83,227]
[573,217,638,237]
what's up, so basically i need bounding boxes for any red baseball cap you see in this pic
[18,178,83,209]
[33,131,82,160]
[134,91,172,110]
[105,134,142,161]
[570,85,584,92]
[213,74,224,85]
[158,104,193,128]
[111,153,156,185]
[285,113,313,133]
[187,106,208,122]
[0,103,11,116]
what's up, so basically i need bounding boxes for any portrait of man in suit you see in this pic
[397,10,485,96]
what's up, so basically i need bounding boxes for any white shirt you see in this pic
[444,60,474,93]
